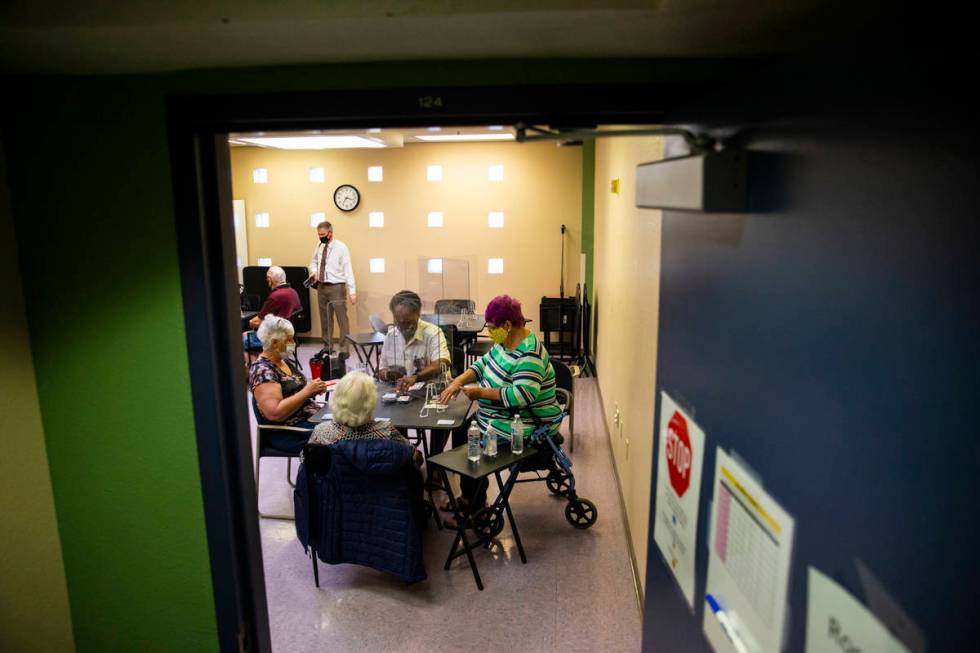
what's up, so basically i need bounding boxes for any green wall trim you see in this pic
[581,139,596,300]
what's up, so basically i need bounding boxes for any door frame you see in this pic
[165,82,675,651]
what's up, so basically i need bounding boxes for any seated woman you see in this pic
[249,314,328,453]
[309,371,423,468]
[439,294,563,523]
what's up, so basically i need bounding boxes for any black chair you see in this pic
[252,398,317,520]
[297,443,332,587]
[465,339,493,367]
[434,298,475,314]
[552,360,575,453]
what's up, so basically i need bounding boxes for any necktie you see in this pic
[319,243,328,282]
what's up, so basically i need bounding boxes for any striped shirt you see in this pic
[380,319,450,375]
[470,330,562,442]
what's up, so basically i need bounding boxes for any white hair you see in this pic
[267,266,287,285]
[256,314,294,352]
[329,371,377,427]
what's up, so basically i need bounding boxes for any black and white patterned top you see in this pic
[248,357,319,426]
[309,420,412,447]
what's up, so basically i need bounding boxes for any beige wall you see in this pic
[0,149,75,651]
[230,141,581,336]
[593,135,664,594]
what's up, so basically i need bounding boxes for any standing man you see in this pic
[308,221,356,357]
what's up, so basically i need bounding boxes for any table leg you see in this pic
[440,468,485,591]
[496,469,527,564]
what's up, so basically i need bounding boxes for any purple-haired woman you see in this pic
[438,295,562,526]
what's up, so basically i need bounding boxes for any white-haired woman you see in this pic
[309,371,416,456]
[249,315,328,452]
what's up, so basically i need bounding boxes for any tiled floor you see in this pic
[252,342,641,652]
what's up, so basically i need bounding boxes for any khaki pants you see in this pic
[317,282,350,352]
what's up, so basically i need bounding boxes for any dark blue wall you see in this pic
[642,109,980,651]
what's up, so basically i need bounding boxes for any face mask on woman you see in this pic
[488,327,509,345]
[283,341,297,358]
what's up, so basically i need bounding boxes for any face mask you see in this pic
[319,235,332,244]
[488,327,508,345]
[283,342,296,357]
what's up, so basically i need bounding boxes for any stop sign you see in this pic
[665,411,693,497]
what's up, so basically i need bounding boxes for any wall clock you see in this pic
[333,184,360,212]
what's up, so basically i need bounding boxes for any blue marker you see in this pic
[706,594,749,653]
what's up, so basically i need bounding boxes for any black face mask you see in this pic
[319,235,332,244]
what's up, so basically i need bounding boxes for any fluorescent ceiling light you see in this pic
[236,136,385,150]
[416,133,515,142]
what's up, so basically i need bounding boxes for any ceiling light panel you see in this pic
[415,133,514,142]
[237,136,384,150]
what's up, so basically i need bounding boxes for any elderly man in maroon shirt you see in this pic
[242,266,301,351]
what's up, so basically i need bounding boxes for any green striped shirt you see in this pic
[470,330,563,442]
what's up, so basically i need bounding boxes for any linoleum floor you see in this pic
[252,343,642,652]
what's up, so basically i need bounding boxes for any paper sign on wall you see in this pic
[806,568,911,653]
[703,447,795,653]
[653,391,706,609]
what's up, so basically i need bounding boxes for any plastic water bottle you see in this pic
[467,423,481,462]
[484,426,498,458]
[511,414,524,454]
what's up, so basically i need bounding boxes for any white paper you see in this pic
[437,419,455,425]
[703,447,795,653]
[653,391,706,608]
[805,568,910,653]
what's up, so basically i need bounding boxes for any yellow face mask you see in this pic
[488,327,508,344]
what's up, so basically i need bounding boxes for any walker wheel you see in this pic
[546,470,571,496]
[564,498,597,529]
[473,508,505,540]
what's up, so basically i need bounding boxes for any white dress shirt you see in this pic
[309,239,356,294]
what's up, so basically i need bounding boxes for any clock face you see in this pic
[333,184,360,212]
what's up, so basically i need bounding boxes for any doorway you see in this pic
[167,84,665,651]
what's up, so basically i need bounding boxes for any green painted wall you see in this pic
[581,139,596,299]
[0,148,75,652]
[1,59,697,649]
